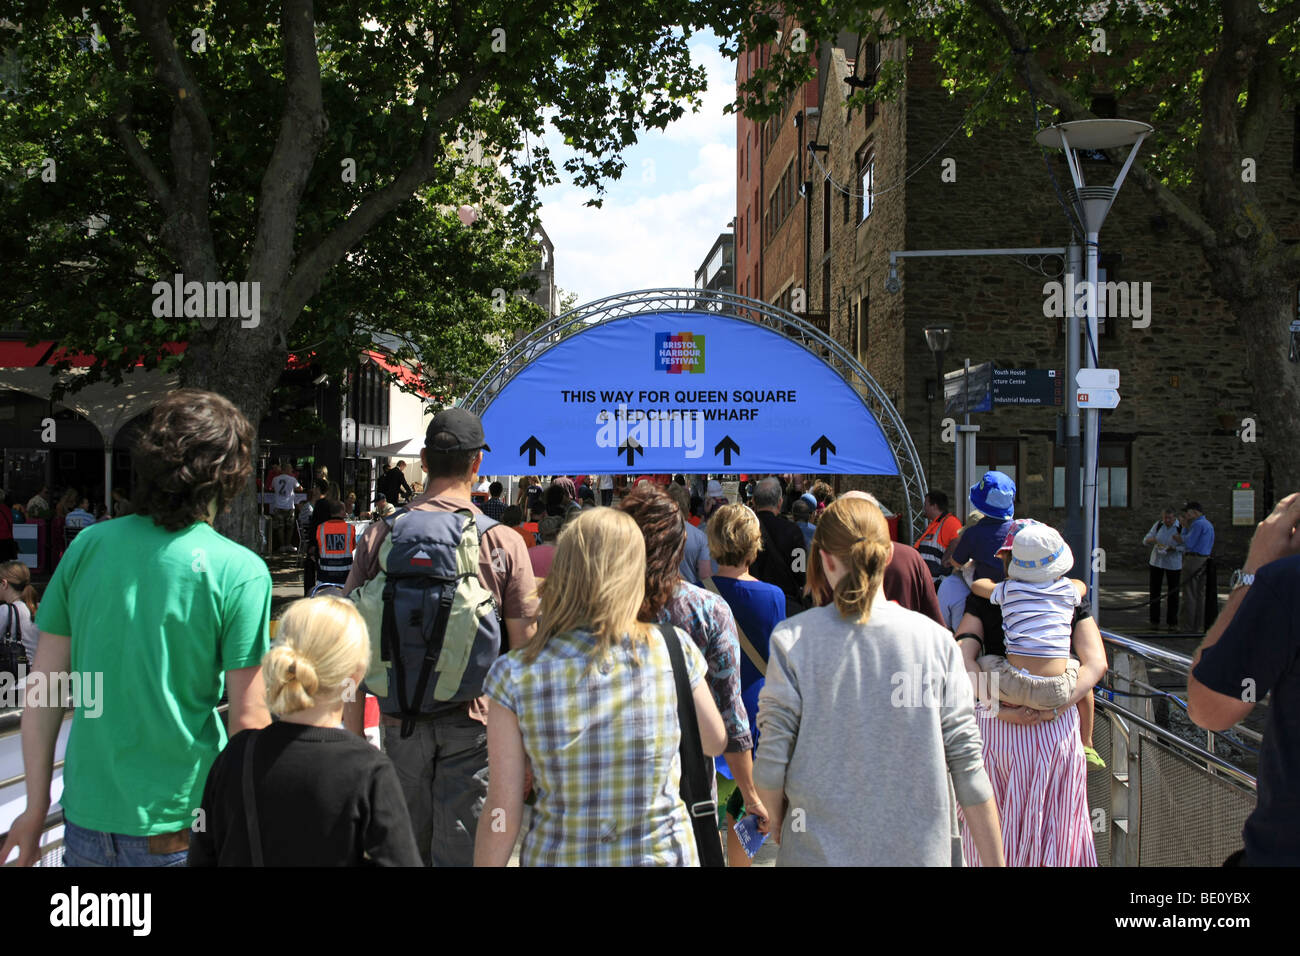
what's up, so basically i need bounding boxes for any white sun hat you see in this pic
[1006,523,1074,583]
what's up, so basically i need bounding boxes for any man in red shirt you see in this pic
[917,490,963,586]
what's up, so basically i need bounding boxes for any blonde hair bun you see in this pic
[264,596,370,716]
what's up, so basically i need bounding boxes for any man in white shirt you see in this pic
[270,462,302,553]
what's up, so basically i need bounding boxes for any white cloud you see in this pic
[543,161,733,301]
[539,36,737,305]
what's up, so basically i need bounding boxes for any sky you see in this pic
[535,32,736,307]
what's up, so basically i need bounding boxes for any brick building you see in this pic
[742,27,1300,574]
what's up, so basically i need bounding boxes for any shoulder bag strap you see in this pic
[241,733,264,867]
[2,602,15,644]
[655,623,723,867]
[700,579,766,677]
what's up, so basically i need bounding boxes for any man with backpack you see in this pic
[344,408,538,867]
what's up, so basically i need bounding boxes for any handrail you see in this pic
[0,808,64,856]
[1093,692,1257,789]
[1100,629,1195,673]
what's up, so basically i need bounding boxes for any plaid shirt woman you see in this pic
[475,508,726,866]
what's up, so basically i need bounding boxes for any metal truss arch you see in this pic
[462,288,929,542]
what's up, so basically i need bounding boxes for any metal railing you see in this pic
[1090,630,1257,866]
[0,704,229,866]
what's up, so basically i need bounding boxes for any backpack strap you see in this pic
[241,732,264,867]
[400,580,456,740]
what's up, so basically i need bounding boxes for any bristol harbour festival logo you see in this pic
[654,332,705,374]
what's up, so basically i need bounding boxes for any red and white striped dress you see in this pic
[959,705,1097,867]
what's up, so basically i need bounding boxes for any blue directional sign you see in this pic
[475,312,900,475]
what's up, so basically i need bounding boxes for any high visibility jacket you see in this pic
[917,513,962,579]
[316,520,356,584]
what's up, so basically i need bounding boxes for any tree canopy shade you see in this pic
[0,1,783,543]
[740,0,1300,496]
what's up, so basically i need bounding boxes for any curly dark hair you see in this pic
[130,389,254,531]
[618,483,686,622]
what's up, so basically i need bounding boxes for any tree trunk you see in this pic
[178,309,288,551]
[1220,280,1300,499]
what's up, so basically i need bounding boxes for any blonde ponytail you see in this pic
[264,596,369,716]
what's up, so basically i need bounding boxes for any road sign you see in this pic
[1077,388,1120,409]
[1076,368,1120,389]
[992,368,1063,406]
[944,362,992,415]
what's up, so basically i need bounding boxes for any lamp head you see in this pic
[924,326,953,354]
[885,264,901,294]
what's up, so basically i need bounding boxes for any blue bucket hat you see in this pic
[969,471,1016,520]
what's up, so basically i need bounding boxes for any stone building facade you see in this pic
[746,29,1299,575]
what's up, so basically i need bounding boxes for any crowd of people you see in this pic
[1,389,1296,869]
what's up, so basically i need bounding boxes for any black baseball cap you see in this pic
[1182,500,1202,512]
[425,408,491,453]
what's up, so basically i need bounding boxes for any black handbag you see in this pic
[0,602,27,681]
[656,623,724,867]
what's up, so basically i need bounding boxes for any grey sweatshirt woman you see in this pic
[755,594,993,865]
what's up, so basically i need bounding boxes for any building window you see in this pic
[858,291,869,357]
[843,187,850,224]
[857,147,874,223]
[1052,442,1130,508]
[822,178,831,252]
[975,439,1020,495]
[849,299,858,354]
[1293,106,1299,172]
[860,41,881,125]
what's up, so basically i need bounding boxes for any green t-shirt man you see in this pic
[37,514,271,836]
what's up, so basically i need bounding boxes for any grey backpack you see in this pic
[353,508,502,738]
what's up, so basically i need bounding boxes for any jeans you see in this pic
[1148,565,1180,626]
[381,710,489,867]
[62,820,189,868]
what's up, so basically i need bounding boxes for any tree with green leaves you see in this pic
[0,1,774,543]
[742,0,1300,496]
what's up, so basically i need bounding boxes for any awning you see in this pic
[0,340,185,369]
[369,437,423,457]
[362,350,434,399]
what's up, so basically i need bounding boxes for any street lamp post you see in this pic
[924,325,952,496]
[1034,119,1153,621]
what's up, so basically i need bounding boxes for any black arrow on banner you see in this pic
[810,435,836,466]
[714,435,740,466]
[618,438,643,467]
[519,435,546,466]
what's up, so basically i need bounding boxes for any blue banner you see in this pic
[476,313,899,475]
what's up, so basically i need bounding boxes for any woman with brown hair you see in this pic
[474,507,725,866]
[754,495,1005,866]
[619,484,764,863]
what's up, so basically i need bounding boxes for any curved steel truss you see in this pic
[462,288,929,542]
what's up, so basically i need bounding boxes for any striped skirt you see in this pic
[959,706,1097,867]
